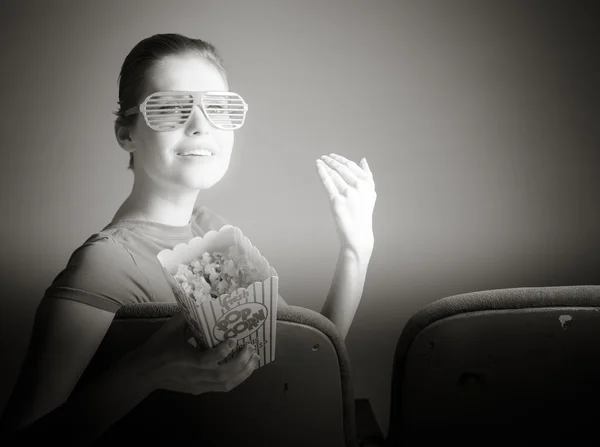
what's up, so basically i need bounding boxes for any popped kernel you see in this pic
[174,246,261,305]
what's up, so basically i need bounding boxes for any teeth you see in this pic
[180,149,213,156]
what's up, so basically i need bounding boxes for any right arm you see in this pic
[1,298,260,444]
[0,297,153,442]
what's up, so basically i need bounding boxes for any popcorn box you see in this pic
[157,225,278,369]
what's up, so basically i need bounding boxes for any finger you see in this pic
[233,353,260,382]
[316,160,340,199]
[175,312,204,344]
[216,343,256,374]
[328,153,370,181]
[320,155,358,187]
[360,158,373,177]
[183,323,195,341]
[213,353,260,393]
[156,312,188,339]
[197,338,238,366]
[168,312,187,328]
[321,162,349,195]
[320,160,348,197]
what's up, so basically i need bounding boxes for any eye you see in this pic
[206,105,226,114]
[159,104,184,114]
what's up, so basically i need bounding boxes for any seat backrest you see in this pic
[76,303,357,447]
[385,285,600,445]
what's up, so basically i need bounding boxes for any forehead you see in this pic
[144,54,228,96]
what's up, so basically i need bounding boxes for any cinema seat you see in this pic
[74,302,367,447]
[384,285,600,445]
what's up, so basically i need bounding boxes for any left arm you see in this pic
[320,246,372,340]
[316,154,377,340]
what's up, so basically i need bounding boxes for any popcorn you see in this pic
[174,247,254,305]
[157,225,279,369]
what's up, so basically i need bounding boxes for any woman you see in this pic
[1,33,377,442]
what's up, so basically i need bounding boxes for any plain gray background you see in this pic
[1,0,599,436]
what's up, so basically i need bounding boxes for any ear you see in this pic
[114,122,136,153]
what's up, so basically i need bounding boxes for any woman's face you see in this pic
[128,54,235,191]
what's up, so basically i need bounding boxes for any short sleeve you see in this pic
[44,236,150,313]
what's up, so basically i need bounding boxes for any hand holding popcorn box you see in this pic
[157,225,278,369]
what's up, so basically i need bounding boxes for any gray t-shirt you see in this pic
[43,206,286,312]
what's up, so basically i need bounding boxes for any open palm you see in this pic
[316,153,377,258]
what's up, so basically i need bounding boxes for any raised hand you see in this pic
[316,153,377,259]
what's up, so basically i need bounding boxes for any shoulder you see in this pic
[192,205,230,233]
[45,233,141,312]
[68,232,134,267]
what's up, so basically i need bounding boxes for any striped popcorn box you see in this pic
[157,225,278,369]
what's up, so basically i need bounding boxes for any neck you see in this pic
[112,174,199,226]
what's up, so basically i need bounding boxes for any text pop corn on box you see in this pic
[157,225,278,369]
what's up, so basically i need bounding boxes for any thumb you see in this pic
[158,311,188,338]
[143,312,189,351]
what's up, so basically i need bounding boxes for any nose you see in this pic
[184,104,212,135]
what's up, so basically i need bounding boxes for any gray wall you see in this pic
[1,0,598,436]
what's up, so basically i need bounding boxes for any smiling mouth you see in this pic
[177,153,213,157]
[176,149,215,157]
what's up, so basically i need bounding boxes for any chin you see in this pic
[191,177,223,190]
[180,168,227,190]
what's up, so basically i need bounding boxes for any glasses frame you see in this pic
[124,90,249,131]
